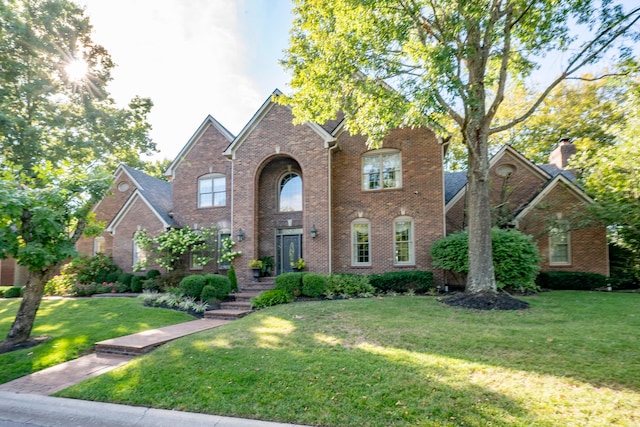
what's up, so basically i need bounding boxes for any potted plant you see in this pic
[248,259,263,282]
[291,258,305,272]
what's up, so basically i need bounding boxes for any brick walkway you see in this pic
[0,318,230,395]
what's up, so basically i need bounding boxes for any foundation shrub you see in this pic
[117,273,134,291]
[369,271,433,294]
[4,286,23,298]
[302,273,327,298]
[251,289,292,309]
[326,274,374,297]
[203,274,232,300]
[179,275,208,299]
[130,276,145,293]
[274,272,305,297]
[536,271,609,290]
[227,264,238,292]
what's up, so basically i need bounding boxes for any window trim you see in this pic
[278,172,303,212]
[361,149,402,191]
[351,218,371,267]
[198,173,226,208]
[132,238,146,270]
[393,216,415,266]
[549,219,571,266]
[93,236,105,255]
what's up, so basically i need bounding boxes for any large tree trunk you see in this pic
[0,269,52,351]
[465,130,497,294]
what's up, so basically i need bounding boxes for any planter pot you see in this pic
[251,268,261,282]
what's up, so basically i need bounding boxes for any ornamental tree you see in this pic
[0,0,154,351]
[280,0,639,295]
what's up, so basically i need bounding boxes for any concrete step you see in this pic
[204,309,253,320]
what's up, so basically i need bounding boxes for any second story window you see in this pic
[279,172,302,212]
[198,174,226,208]
[362,149,402,191]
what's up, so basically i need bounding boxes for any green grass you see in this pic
[56,291,639,426]
[0,298,194,383]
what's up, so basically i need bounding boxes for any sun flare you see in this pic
[65,58,88,83]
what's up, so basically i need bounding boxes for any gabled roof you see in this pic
[165,115,235,178]
[515,173,594,221]
[444,145,552,209]
[106,165,177,233]
[223,89,336,159]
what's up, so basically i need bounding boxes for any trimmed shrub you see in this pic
[72,282,119,297]
[146,269,161,279]
[251,289,292,309]
[0,288,4,298]
[227,264,238,292]
[275,272,305,297]
[203,274,232,300]
[179,275,208,299]
[200,285,218,304]
[326,274,374,297]
[117,273,134,290]
[4,286,22,298]
[369,271,433,294]
[302,273,327,298]
[157,271,187,290]
[130,276,144,293]
[431,228,541,292]
[105,271,120,284]
[536,271,609,290]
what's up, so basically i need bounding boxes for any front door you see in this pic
[276,228,302,275]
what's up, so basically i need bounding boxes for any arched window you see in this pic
[198,174,226,208]
[351,219,371,266]
[93,236,105,255]
[279,172,302,212]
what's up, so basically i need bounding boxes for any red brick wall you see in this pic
[332,127,445,277]
[518,183,609,276]
[170,123,233,273]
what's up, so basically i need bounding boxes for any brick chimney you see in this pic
[549,138,577,169]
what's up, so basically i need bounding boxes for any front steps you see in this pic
[204,278,275,320]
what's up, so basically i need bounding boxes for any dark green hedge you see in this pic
[536,271,609,290]
[274,272,305,297]
[369,271,433,293]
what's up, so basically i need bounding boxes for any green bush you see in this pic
[227,264,238,292]
[326,274,374,297]
[4,286,22,298]
[301,273,327,298]
[117,273,134,287]
[45,274,74,296]
[45,254,121,294]
[200,285,218,304]
[105,271,120,284]
[130,276,144,293]
[536,271,609,290]
[431,228,541,292]
[203,274,232,300]
[72,282,119,297]
[157,271,187,291]
[369,271,433,294]
[179,275,208,299]
[146,269,162,279]
[251,289,292,309]
[0,288,4,298]
[275,272,305,297]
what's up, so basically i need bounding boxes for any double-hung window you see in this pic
[394,217,414,265]
[362,150,401,190]
[351,219,371,266]
[198,174,226,208]
[549,220,570,265]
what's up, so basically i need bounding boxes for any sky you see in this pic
[77,0,293,161]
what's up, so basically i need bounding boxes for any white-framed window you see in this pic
[362,149,402,191]
[132,239,146,270]
[394,217,414,265]
[279,172,302,212]
[549,219,571,265]
[93,236,105,255]
[198,174,226,208]
[351,219,371,266]
[217,231,231,269]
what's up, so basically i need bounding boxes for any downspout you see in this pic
[229,156,235,236]
[327,143,339,273]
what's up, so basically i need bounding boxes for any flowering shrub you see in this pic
[72,282,121,297]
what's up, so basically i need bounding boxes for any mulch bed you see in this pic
[439,292,530,310]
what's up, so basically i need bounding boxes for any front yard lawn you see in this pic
[57,291,639,427]
[0,298,194,383]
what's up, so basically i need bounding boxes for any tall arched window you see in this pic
[279,172,302,212]
[394,216,415,265]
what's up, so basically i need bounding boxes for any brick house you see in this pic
[74,90,608,286]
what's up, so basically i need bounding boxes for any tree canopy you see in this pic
[281,0,639,295]
[0,0,155,350]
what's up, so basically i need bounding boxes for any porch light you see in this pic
[236,228,245,242]
[310,225,318,239]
